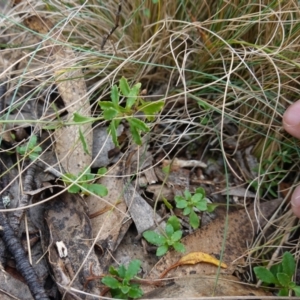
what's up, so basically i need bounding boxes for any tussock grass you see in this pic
[1,0,300,296]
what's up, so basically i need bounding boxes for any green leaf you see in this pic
[102,276,120,289]
[109,266,118,276]
[119,77,130,96]
[128,286,143,298]
[68,184,81,194]
[110,84,120,108]
[165,224,174,238]
[120,284,130,294]
[79,128,90,155]
[189,210,200,229]
[195,199,208,211]
[125,260,141,280]
[152,0,159,3]
[99,101,115,110]
[277,272,291,287]
[282,252,295,278]
[156,245,168,256]
[173,241,186,253]
[128,117,149,132]
[278,287,289,296]
[87,183,108,197]
[143,231,165,246]
[97,167,107,175]
[175,199,187,209]
[171,230,182,242]
[139,100,164,121]
[29,152,39,161]
[167,216,181,231]
[28,135,37,148]
[108,120,119,147]
[103,107,119,120]
[126,83,141,109]
[162,197,173,210]
[184,190,192,200]
[117,265,126,278]
[195,187,206,195]
[183,207,191,215]
[254,267,279,284]
[73,112,96,124]
[129,122,142,145]
[191,193,203,203]
[292,285,300,296]
[207,203,219,213]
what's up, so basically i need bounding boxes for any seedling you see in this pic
[254,252,300,296]
[102,260,143,299]
[62,167,108,197]
[16,135,42,161]
[143,216,185,256]
[175,187,216,229]
[98,76,164,146]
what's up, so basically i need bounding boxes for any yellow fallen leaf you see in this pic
[160,252,227,279]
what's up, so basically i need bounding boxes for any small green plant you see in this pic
[102,260,143,299]
[16,135,42,161]
[143,216,185,256]
[62,167,108,197]
[175,187,216,229]
[254,252,300,296]
[98,76,164,146]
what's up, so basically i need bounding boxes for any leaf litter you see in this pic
[0,1,294,299]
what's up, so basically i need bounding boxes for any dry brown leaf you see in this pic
[160,252,227,279]
[24,15,92,175]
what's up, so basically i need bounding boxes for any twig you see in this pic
[101,1,123,49]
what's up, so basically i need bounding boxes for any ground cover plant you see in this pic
[1,0,300,299]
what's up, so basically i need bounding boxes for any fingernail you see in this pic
[283,100,300,127]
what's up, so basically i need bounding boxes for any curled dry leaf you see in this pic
[159,252,227,279]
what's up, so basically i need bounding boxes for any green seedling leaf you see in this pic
[111,84,120,108]
[101,276,120,289]
[189,210,200,229]
[139,100,164,121]
[79,128,90,155]
[173,241,185,253]
[195,199,207,211]
[28,135,37,148]
[278,287,289,296]
[99,101,115,110]
[165,223,174,238]
[129,122,142,145]
[126,83,141,109]
[128,286,143,298]
[183,207,191,215]
[277,273,291,287]
[143,231,165,246]
[175,199,187,209]
[171,230,182,242]
[128,117,149,132]
[29,152,40,161]
[195,187,206,195]
[117,265,126,278]
[103,107,119,120]
[119,76,130,96]
[292,286,300,296]
[184,190,192,199]
[162,164,170,175]
[97,167,107,175]
[207,203,219,213]
[109,266,118,276]
[282,252,295,278]
[87,183,108,197]
[125,260,141,280]
[73,112,96,124]
[167,216,181,231]
[156,245,168,256]
[254,266,279,284]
